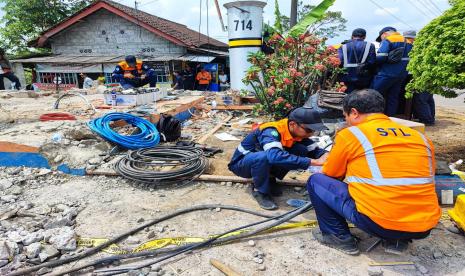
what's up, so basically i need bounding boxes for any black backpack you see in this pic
[342,42,372,78]
[387,39,407,64]
[156,114,181,142]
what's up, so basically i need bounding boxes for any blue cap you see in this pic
[376,26,397,42]
[288,107,328,131]
[352,28,367,37]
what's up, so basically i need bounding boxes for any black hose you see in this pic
[97,202,313,276]
[115,146,208,185]
[54,203,312,276]
[8,205,288,276]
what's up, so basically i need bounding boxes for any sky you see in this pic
[0,0,452,45]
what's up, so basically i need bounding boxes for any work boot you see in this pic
[312,228,360,255]
[250,189,278,210]
[383,239,410,255]
[269,177,283,197]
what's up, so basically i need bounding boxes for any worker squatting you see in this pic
[229,89,440,256]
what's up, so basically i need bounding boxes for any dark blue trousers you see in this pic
[306,173,431,241]
[413,92,435,125]
[119,71,157,89]
[345,80,371,94]
[228,144,308,194]
[371,74,404,116]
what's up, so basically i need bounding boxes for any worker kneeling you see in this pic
[228,107,329,210]
[113,55,157,89]
[307,89,440,255]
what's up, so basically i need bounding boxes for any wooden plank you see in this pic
[213,105,254,111]
[210,259,243,276]
[85,170,307,187]
[0,142,39,153]
[197,174,306,187]
[197,114,233,144]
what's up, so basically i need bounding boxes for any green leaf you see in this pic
[289,0,336,36]
[273,0,284,34]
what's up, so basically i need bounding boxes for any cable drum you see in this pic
[115,146,208,185]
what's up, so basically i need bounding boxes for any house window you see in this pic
[38,73,78,85]
[157,74,169,83]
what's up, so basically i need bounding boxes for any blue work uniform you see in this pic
[372,32,413,116]
[113,60,157,89]
[338,39,376,93]
[228,119,327,195]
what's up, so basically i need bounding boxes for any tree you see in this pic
[406,0,465,98]
[0,0,92,55]
[280,1,347,39]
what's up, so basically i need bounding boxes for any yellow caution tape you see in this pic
[77,221,318,255]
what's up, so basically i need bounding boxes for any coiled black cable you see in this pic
[115,146,207,185]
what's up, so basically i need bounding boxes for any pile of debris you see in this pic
[0,167,82,274]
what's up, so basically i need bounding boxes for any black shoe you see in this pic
[251,190,278,210]
[312,228,360,255]
[383,239,410,255]
[270,185,283,197]
[269,177,283,197]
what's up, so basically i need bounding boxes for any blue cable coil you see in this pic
[87,112,160,150]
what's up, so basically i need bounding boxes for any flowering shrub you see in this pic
[243,33,345,119]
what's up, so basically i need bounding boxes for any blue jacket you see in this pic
[112,61,155,81]
[228,127,327,171]
[376,32,413,77]
[338,39,376,83]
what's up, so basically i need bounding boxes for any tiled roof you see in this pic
[35,0,227,50]
[100,0,226,49]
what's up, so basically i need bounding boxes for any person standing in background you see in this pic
[196,67,212,91]
[80,73,94,89]
[0,48,21,90]
[182,65,195,90]
[218,70,229,91]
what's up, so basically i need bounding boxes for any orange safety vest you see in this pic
[118,60,144,75]
[259,118,302,148]
[322,114,441,232]
[196,71,211,85]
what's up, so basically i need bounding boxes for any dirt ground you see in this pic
[1,91,465,275]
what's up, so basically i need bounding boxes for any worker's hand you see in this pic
[140,74,146,80]
[124,73,135,79]
[310,153,329,166]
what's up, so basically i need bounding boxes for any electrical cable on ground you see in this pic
[88,112,160,150]
[115,146,207,185]
[49,203,313,276]
[53,92,97,114]
[8,204,310,276]
[94,203,313,276]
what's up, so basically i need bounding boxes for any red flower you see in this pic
[267,86,276,96]
[285,103,292,109]
[273,97,285,105]
[285,37,295,44]
[313,64,327,72]
[283,78,292,85]
[327,56,341,67]
[295,72,303,77]
[337,86,347,93]
[305,46,316,54]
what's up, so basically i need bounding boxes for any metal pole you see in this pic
[290,0,298,28]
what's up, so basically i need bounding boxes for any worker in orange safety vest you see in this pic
[196,67,212,91]
[307,89,440,255]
